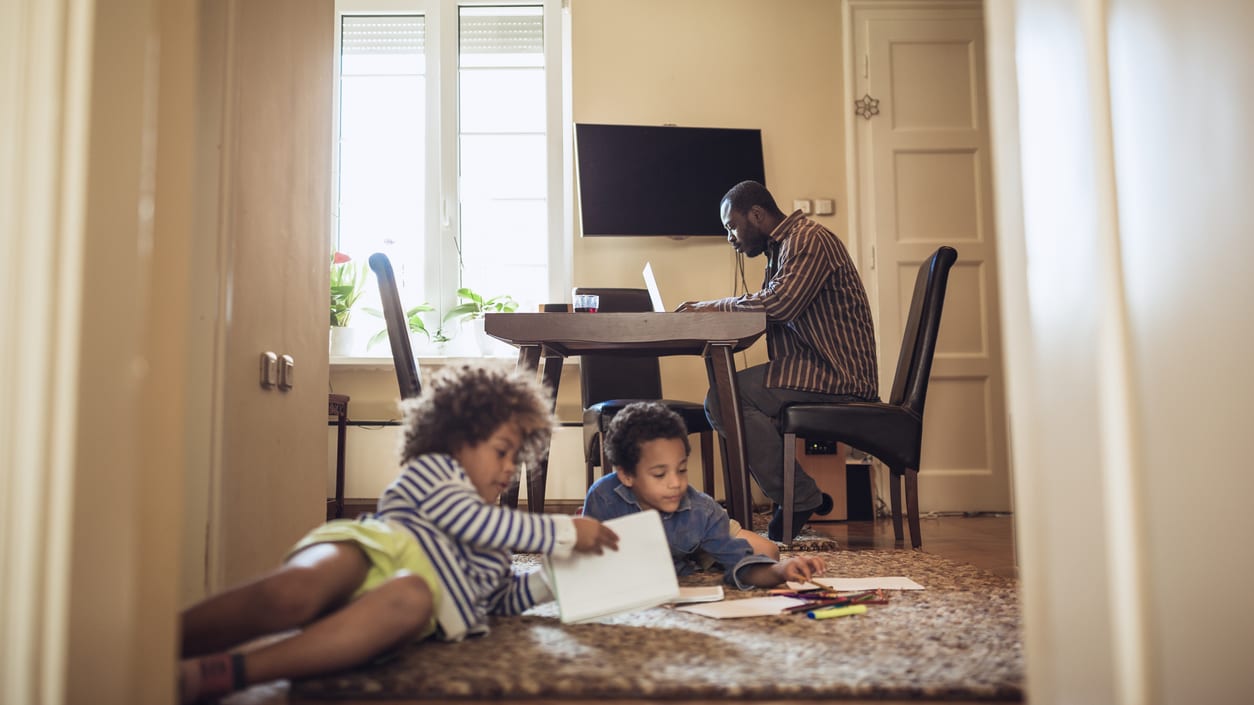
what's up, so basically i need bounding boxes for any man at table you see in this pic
[676,180,879,542]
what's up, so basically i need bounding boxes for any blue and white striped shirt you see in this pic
[371,453,575,641]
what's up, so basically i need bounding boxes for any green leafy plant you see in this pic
[329,252,367,327]
[363,302,436,350]
[442,287,519,327]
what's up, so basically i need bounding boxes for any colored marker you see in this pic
[807,604,868,620]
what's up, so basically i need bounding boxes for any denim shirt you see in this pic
[582,473,776,590]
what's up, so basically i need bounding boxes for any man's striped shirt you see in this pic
[706,210,878,398]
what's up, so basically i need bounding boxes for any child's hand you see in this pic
[571,517,619,554]
[777,555,825,583]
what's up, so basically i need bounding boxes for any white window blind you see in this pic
[341,16,425,54]
[458,10,542,55]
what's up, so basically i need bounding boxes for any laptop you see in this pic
[642,262,667,312]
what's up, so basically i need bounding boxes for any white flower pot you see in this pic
[329,326,357,356]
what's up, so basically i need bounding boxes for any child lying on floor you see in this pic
[178,363,618,704]
[581,401,823,589]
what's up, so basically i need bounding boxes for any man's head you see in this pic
[720,180,785,257]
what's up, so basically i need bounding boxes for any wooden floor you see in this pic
[224,514,1018,705]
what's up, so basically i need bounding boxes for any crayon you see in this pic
[807,604,868,620]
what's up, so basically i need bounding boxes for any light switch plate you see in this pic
[815,198,835,216]
[793,199,813,214]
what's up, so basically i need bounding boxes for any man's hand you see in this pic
[571,517,619,554]
[776,555,825,583]
[675,300,717,312]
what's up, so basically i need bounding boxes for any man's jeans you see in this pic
[705,364,865,512]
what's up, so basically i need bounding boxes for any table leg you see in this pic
[526,354,563,513]
[502,345,541,510]
[503,344,560,513]
[328,395,349,520]
[515,344,542,374]
[705,344,752,529]
[335,408,347,519]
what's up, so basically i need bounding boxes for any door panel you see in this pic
[853,3,1010,512]
[206,0,334,589]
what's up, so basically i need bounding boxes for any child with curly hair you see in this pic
[178,363,618,704]
[582,401,823,590]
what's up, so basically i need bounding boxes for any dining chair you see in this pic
[778,246,958,548]
[367,253,422,400]
[573,287,722,500]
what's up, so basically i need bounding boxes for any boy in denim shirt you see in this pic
[582,402,824,589]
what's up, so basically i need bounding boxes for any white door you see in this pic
[851,1,1011,512]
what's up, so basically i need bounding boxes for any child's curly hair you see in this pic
[399,363,554,467]
[604,401,691,475]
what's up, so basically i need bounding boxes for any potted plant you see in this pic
[443,287,520,322]
[443,287,519,356]
[329,252,366,355]
[363,302,436,351]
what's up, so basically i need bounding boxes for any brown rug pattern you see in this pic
[748,508,842,551]
[292,550,1022,701]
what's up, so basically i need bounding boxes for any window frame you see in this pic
[332,0,569,346]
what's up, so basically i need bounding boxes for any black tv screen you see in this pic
[574,123,765,237]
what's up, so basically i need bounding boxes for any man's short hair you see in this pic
[721,180,783,217]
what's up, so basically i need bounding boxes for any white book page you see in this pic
[545,510,679,623]
[675,595,807,619]
[812,576,925,591]
[672,586,724,604]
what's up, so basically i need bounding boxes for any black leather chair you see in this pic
[368,253,422,400]
[574,287,722,499]
[779,246,958,548]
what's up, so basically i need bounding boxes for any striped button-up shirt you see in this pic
[372,453,575,641]
[706,210,878,398]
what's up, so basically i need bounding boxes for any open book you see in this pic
[545,510,679,623]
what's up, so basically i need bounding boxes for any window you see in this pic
[333,0,566,351]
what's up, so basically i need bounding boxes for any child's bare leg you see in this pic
[181,542,369,657]
[179,573,433,704]
[738,528,780,561]
[243,572,434,683]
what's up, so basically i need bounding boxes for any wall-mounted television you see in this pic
[574,123,765,237]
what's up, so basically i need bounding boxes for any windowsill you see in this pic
[330,354,515,371]
[330,354,582,371]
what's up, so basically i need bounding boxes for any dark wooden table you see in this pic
[484,311,766,528]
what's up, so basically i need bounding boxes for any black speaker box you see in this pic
[845,463,874,521]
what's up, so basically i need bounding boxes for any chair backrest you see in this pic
[887,246,958,415]
[571,287,664,406]
[368,252,422,400]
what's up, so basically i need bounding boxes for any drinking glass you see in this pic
[574,294,600,313]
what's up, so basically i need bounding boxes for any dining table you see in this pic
[484,310,767,528]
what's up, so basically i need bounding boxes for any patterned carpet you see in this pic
[292,549,1023,701]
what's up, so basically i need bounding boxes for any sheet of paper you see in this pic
[545,510,679,623]
[672,586,724,604]
[675,595,807,619]
[812,576,925,591]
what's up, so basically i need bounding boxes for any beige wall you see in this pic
[570,0,848,415]
[332,0,854,499]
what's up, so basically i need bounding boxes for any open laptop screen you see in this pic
[642,262,666,312]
